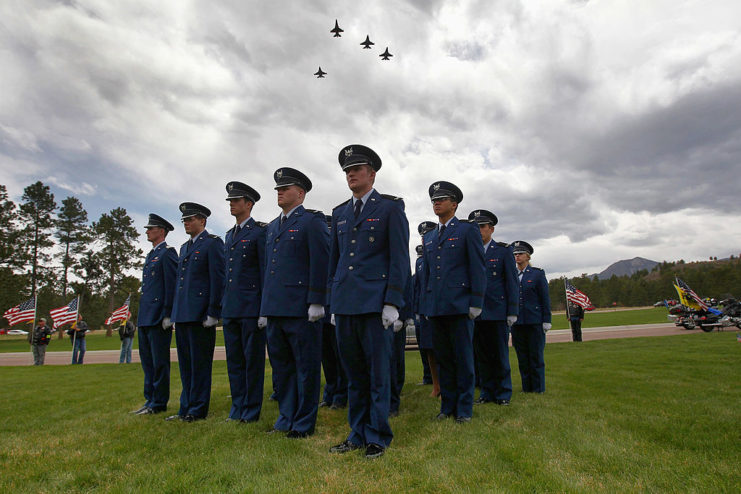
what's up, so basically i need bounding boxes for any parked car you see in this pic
[7,329,29,335]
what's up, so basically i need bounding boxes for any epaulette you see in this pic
[255,221,268,228]
[167,246,177,251]
[333,199,351,210]
[380,194,403,201]
[530,266,544,271]
[304,209,324,216]
[496,241,510,247]
[208,234,221,239]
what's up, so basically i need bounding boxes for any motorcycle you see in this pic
[718,298,741,329]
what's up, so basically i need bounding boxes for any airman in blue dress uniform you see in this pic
[167,202,225,422]
[260,167,329,438]
[320,215,348,410]
[222,181,267,423]
[511,241,551,393]
[414,222,437,393]
[422,181,485,423]
[468,209,519,405]
[132,213,178,415]
[328,144,410,459]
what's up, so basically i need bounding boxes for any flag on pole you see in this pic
[565,281,594,309]
[50,298,80,329]
[3,297,36,326]
[105,295,131,326]
[673,278,708,310]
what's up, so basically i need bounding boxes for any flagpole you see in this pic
[30,294,38,350]
[564,277,572,332]
[70,295,80,365]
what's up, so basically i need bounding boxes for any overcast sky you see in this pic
[2,0,740,278]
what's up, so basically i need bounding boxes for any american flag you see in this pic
[3,297,36,326]
[105,296,131,326]
[566,281,594,309]
[50,298,80,329]
[675,278,708,310]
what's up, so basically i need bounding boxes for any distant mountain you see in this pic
[594,257,659,280]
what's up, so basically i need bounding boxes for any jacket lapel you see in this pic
[230,218,254,246]
[279,206,303,235]
[353,190,381,227]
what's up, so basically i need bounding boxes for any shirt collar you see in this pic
[482,239,492,252]
[281,205,301,220]
[237,216,251,229]
[352,188,375,206]
[153,240,166,250]
[439,216,454,228]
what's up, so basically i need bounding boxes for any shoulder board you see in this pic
[255,221,268,228]
[167,246,177,251]
[530,266,544,271]
[496,241,510,247]
[208,234,221,239]
[304,209,324,215]
[333,199,351,210]
[380,194,403,201]
[459,219,476,224]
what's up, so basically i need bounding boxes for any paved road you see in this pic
[0,322,711,367]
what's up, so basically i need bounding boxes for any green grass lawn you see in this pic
[0,308,673,353]
[1,332,738,492]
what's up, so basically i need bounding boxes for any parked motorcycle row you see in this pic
[668,298,741,332]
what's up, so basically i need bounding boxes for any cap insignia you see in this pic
[345,147,353,157]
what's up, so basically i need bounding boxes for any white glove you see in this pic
[258,316,267,329]
[330,314,336,326]
[506,315,517,327]
[203,315,218,328]
[468,307,482,320]
[308,304,325,322]
[162,317,173,330]
[543,322,552,333]
[381,304,399,329]
[393,320,403,332]
[405,318,415,332]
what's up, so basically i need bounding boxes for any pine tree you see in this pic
[18,181,57,297]
[55,196,91,297]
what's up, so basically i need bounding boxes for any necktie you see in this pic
[280,215,285,226]
[518,270,524,282]
[439,224,446,238]
[188,239,193,248]
[354,199,363,218]
[235,224,242,235]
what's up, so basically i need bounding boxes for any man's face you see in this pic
[432,197,456,218]
[183,216,205,236]
[344,164,375,193]
[228,197,252,219]
[276,185,303,209]
[145,226,165,243]
[39,320,46,327]
[479,224,494,243]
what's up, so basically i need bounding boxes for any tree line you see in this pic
[1,182,142,335]
[548,258,741,311]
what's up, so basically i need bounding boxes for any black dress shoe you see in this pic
[136,407,154,415]
[286,430,311,439]
[130,406,149,414]
[455,416,472,424]
[183,414,205,423]
[434,413,451,420]
[365,443,385,459]
[495,399,511,406]
[318,401,329,408]
[165,414,183,422]
[474,397,492,405]
[329,440,363,454]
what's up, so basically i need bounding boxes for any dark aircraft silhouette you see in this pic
[330,20,343,37]
[361,35,374,49]
[379,47,393,60]
[314,67,326,78]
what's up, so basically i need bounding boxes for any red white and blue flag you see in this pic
[105,296,131,326]
[50,298,79,329]
[675,278,708,310]
[566,281,594,309]
[3,297,36,326]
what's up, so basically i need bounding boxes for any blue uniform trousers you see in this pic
[430,315,475,419]
[335,314,393,448]
[138,325,172,411]
[266,317,321,434]
[511,323,546,393]
[321,322,347,407]
[175,322,216,418]
[415,317,432,384]
[223,318,265,422]
[473,320,512,401]
[390,327,406,414]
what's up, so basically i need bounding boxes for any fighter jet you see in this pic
[361,35,374,49]
[314,67,326,78]
[330,20,343,37]
[379,47,393,60]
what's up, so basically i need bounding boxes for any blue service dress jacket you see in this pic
[260,205,329,317]
[328,190,410,314]
[480,241,519,320]
[413,256,426,316]
[422,217,486,316]
[221,218,267,319]
[171,230,225,323]
[138,242,178,327]
[515,266,552,325]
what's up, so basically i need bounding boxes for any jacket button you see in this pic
[351,240,356,244]
[348,266,354,270]
[350,253,354,257]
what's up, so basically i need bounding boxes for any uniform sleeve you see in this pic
[307,213,330,306]
[503,245,519,317]
[539,270,552,324]
[256,227,267,291]
[399,269,414,319]
[466,225,486,309]
[162,247,178,320]
[207,238,226,318]
[327,213,339,306]
[384,201,410,308]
